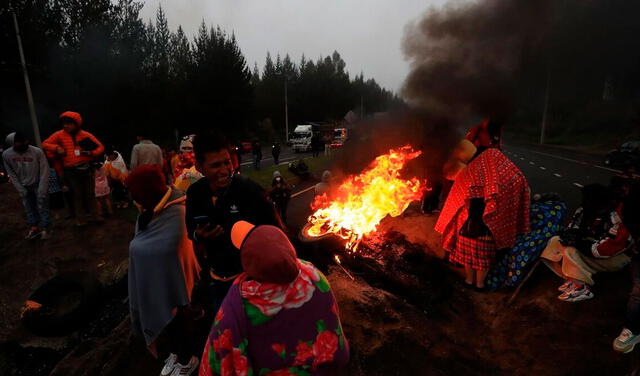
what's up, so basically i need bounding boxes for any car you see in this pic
[605,141,640,169]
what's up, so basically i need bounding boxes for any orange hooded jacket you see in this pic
[42,111,104,168]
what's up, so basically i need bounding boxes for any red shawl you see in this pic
[435,149,530,250]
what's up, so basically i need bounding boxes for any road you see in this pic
[503,143,623,214]
[238,145,314,168]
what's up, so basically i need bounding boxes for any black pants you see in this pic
[626,254,640,334]
[164,306,197,364]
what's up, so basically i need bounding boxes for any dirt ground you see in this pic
[1,181,639,375]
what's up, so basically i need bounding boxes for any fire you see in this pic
[306,145,425,251]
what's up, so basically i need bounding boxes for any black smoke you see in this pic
[402,0,640,135]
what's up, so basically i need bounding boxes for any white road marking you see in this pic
[529,161,535,165]
[520,157,525,160]
[554,173,562,178]
[573,183,584,188]
[540,166,546,170]
[291,185,315,198]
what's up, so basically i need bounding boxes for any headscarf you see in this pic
[231,221,298,285]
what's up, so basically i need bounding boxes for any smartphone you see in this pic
[193,215,211,225]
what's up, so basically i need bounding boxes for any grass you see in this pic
[241,155,332,190]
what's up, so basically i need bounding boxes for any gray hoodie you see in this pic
[2,146,50,197]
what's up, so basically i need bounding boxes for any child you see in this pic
[104,149,129,208]
[269,171,291,224]
[95,162,113,217]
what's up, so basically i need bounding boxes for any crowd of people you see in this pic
[434,118,640,353]
[4,112,640,373]
[2,111,346,376]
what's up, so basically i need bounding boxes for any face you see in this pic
[63,121,79,134]
[180,144,193,154]
[107,153,117,161]
[196,149,233,190]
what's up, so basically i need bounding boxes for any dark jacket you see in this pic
[185,175,281,277]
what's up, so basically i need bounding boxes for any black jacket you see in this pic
[185,175,281,277]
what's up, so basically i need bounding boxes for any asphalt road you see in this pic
[238,145,314,168]
[503,143,622,214]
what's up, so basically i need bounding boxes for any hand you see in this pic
[56,146,65,155]
[195,224,224,241]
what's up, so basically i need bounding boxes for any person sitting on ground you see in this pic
[2,131,51,240]
[126,165,201,376]
[613,183,640,353]
[541,184,633,302]
[199,221,349,376]
[186,132,283,315]
[435,148,530,289]
[269,171,291,224]
[42,111,105,226]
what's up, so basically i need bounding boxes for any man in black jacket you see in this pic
[186,132,281,310]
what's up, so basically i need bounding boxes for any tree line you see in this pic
[0,0,401,150]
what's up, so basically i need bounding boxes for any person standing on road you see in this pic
[252,140,262,170]
[272,142,281,165]
[130,133,163,170]
[42,111,105,226]
[186,132,282,315]
[269,171,291,224]
[2,131,51,240]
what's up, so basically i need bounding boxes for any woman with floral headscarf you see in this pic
[174,135,204,191]
[199,221,349,376]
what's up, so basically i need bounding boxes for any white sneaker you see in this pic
[40,229,51,240]
[558,284,594,302]
[160,353,177,376]
[170,356,199,376]
[25,228,42,240]
[614,328,640,353]
[558,280,575,292]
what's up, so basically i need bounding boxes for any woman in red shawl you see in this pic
[435,148,530,288]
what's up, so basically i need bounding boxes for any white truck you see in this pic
[291,124,314,152]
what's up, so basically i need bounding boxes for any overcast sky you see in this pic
[140,0,448,93]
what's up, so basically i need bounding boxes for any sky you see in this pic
[139,0,448,93]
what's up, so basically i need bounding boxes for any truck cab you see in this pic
[292,124,313,152]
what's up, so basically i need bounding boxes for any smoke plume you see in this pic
[402,0,640,127]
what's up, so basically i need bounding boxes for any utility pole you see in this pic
[360,95,363,119]
[539,68,551,145]
[12,10,41,146]
[284,77,289,142]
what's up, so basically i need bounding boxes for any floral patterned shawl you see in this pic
[199,260,349,376]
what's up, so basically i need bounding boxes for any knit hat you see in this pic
[231,221,299,284]
[59,111,83,127]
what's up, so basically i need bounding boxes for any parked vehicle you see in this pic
[605,141,640,168]
[292,125,313,152]
[331,128,348,148]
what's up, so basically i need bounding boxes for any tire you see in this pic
[22,272,102,336]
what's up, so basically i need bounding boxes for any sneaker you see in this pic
[160,353,177,376]
[558,284,594,302]
[170,356,199,376]
[25,228,42,240]
[614,328,640,353]
[557,280,576,292]
[40,229,51,240]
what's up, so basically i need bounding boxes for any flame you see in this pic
[306,145,425,251]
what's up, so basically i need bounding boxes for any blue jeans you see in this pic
[626,253,640,334]
[22,184,50,228]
